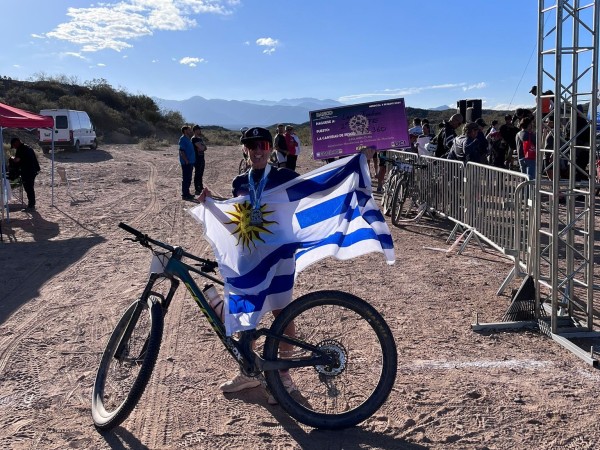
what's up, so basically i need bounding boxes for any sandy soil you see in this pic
[1,143,600,450]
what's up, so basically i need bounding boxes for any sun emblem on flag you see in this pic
[225,201,277,249]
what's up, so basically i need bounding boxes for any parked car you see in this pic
[38,109,97,153]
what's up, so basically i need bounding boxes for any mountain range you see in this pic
[152,96,452,129]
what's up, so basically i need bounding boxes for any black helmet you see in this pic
[240,127,272,144]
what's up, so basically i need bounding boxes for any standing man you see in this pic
[10,137,40,211]
[284,125,298,171]
[499,114,518,167]
[178,125,195,200]
[273,124,288,167]
[192,125,207,195]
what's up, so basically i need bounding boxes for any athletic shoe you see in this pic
[267,371,297,405]
[219,373,261,393]
[182,194,196,201]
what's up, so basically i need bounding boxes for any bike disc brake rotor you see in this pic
[313,339,347,376]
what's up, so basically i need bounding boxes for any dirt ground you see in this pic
[1,143,600,450]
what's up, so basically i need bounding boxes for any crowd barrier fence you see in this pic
[386,150,533,293]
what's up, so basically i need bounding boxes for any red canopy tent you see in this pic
[1,102,55,227]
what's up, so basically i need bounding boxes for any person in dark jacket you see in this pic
[434,113,463,158]
[10,137,40,211]
[448,122,486,163]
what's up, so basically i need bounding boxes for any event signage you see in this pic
[309,98,409,160]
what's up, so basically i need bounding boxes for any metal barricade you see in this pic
[464,163,530,254]
[417,155,466,224]
[379,151,534,292]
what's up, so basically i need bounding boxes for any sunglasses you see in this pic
[245,141,271,151]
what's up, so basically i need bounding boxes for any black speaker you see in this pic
[457,100,467,121]
[466,99,482,121]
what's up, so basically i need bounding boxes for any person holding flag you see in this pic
[192,126,394,402]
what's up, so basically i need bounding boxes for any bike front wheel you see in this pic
[263,290,397,429]
[91,295,164,430]
[381,172,399,216]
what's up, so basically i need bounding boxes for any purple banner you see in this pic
[309,98,409,160]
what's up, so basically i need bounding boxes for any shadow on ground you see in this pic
[0,234,105,324]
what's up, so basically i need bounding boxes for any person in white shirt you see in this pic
[416,123,434,157]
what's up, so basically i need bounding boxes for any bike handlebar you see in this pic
[378,157,427,169]
[118,222,218,270]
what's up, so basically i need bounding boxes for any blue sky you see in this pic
[4,0,540,110]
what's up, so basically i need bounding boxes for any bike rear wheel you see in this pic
[91,295,164,430]
[263,290,397,429]
[391,179,411,225]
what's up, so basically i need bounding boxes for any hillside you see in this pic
[0,75,512,150]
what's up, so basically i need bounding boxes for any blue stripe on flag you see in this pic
[226,243,297,289]
[285,155,365,202]
[296,189,376,229]
[228,272,295,313]
[296,226,392,258]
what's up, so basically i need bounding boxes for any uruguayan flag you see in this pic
[189,153,394,335]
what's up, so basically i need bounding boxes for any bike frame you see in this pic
[127,230,334,377]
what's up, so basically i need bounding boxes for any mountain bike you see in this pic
[390,161,429,226]
[91,223,398,431]
[379,156,415,216]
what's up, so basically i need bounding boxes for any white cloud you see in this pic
[45,1,236,52]
[97,63,106,67]
[179,56,205,67]
[338,82,483,103]
[62,51,87,60]
[256,37,279,54]
[462,82,487,91]
[31,34,45,39]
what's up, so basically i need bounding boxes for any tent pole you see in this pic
[0,127,7,224]
[51,128,55,207]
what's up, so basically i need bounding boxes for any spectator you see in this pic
[192,125,207,195]
[499,114,519,155]
[435,113,464,158]
[10,137,40,211]
[485,120,499,136]
[475,118,490,161]
[273,124,288,167]
[366,147,378,177]
[290,127,302,159]
[487,131,510,168]
[516,116,536,180]
[178,125,196,200]
[530,85,554,117]
[408,117,423,136]
[416,123,434,157]
[565,105,591,183]
[447,122,486,163]
[284,125,298,171]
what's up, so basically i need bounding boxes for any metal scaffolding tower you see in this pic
[534,0,600,363]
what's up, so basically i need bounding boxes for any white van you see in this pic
[38,109,97,154]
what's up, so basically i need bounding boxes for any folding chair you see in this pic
[56,166,85,199]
